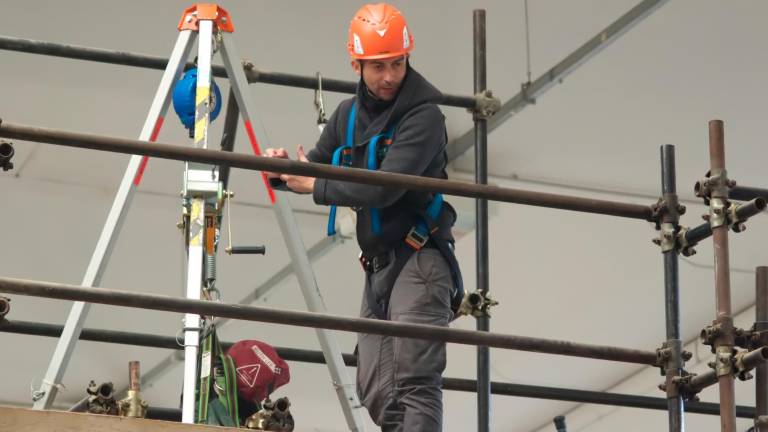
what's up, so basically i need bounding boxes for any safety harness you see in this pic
[327,102,464,319]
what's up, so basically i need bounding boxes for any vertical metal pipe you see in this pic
[129,361,140,392]
[756,267,768,431]
[661,144,684,431]
[708,120,737,432]
[473,9,491,432]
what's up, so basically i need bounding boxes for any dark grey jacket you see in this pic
[307,67,456,256]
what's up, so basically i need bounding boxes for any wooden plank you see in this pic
[0,406,242,432]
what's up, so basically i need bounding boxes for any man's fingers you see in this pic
[296,145,308,162]
[265,148,289,158]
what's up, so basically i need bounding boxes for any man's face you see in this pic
[351,55,407,101]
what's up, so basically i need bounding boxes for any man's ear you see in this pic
[350,60,362,76]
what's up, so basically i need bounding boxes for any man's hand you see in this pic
[263,147,290,179]
[280,145,316,194]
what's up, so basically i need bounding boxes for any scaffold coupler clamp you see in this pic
[656,339,693,400]
[696,169,734,226]
[86,381,119,415]
[734,326,760,351]
[469,89,501,120]
[650,197,685,253]
[702,317,737,378]
[242,60,259,81]
[659,370,699,402]
[733,348,760,381]
[0,138,14,172]
[700,319,729,351]
[656,339,692,375]
[0,295,10,321]
[675,226,697,257]
[458,290,498,318]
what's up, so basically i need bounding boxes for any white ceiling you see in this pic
[1,1,767,431]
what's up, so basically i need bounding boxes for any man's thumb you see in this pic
[297,145,308,162]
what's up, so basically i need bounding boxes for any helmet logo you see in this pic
[376,28,387,37]
[353,33,364,55]
[403,26,410,49]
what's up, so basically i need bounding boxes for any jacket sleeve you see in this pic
[313,104,445,208]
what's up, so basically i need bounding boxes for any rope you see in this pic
[524,0,533,84]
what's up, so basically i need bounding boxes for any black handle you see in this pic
[227,246,266,255]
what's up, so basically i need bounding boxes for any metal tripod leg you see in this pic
[219,32,367,432]
[32,29,197,410]
[179,18,221,423]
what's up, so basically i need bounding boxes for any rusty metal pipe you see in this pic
[129,361,140,392]
[0,276,660,365]
[708,119,737,432]
[0,121,656,221]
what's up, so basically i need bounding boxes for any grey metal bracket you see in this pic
[468,90,501,120]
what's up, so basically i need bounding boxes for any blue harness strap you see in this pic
[326,102,357,236]
[366,130,394,235]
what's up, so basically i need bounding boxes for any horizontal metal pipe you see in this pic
[684,222,713,247]
[0,121,655,221]
[730,186,768,202]
[0,277,660,365]
[2,320,754,419]
[0,319,343,365]
[143,380,755,422]
[0,35,475,109]
[735,198,768,221]
[683,198,766,246]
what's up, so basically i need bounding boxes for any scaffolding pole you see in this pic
[659,144,684,431]
[708,120,737,432]
[0,276,664,365]
[0,35,476,110]
[1,319,760,419]
[472,9,491,432]
[0,120,656,221]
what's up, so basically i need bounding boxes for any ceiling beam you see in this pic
[446,0,669,162]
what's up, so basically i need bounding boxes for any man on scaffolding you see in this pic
[265,3,463,431]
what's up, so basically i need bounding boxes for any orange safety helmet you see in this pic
[347,3,414,60]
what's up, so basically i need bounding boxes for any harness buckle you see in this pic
[404,226,429,250]
[358,251,391,273]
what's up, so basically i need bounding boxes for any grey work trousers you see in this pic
[357,247,454,432]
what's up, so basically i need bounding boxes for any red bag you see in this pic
[227,340,290,402]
